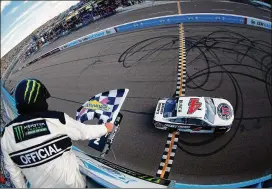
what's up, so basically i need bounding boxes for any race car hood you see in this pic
[213,98,234,126]
[176,97,205,119]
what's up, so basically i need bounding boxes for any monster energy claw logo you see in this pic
[24,80,41,104]
[14,125,24,141]
[139,175,161,183]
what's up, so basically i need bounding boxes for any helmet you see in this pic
[14,78,51,114]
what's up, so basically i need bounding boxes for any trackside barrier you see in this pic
[1,87,17,120]
[20,13,271,71]
[3,13,272,187]
[251,0,272,9]
[174,175,272,188]
[25,28,117,67]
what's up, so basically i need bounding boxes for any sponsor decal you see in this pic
[217,103,232,120]
[87,31,105,40]
[178,100,183,112]
[160,103,165,114]
[24,80,41,104]
[256,21,267,27]
[98,165,136,184]
[159,19,165,24]
[13,120,50,143]
[154,122,164,128]
[247,18,271,29]
[10,136,71,168]
[84,100,110,111]
[165,124,178,128]
[156,103,161,114]
[187,98,202,114]
[138,175,161,183]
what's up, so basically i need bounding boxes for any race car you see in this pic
[153,96,234,134]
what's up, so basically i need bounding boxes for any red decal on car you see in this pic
[217,103,232,120]
[221,106,230,115]
[187,98,202,114]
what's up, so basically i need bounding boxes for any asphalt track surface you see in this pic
[5,1,272,185]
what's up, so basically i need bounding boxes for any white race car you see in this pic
[153,96,234,134]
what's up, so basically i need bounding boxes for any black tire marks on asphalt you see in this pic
[5,28,271,160]
[177,29,272,156]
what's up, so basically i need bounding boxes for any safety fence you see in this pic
[2,13,272,188]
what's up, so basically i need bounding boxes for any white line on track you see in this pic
[259,7,272,12]
[219,0,249,5]
[148,11,174,16]
[220,0,271,12]
[262,15,271,20]
[212,8,234,12]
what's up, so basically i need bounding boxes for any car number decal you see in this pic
[187,98,202,114]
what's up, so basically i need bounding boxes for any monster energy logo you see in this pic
[139,175,161,183]
[14,125,24,141]
[13,120,50,143]
[24,80,41,104]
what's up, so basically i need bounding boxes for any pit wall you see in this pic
[2,13,272,188]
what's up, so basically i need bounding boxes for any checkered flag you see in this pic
[75,89,129,153]
[76,89,129,124]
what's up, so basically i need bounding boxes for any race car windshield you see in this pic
[204,97,216,123]
[163,99,177,118]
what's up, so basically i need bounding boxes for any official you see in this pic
[1,78,113,188]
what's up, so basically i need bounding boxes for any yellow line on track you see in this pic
[159,0,184,179]
[160,132,177,179]
[178,0,185,97]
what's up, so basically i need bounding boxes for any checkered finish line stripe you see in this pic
[176,24,187,97]
[156,131,180,178]
[156,1,186,179]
